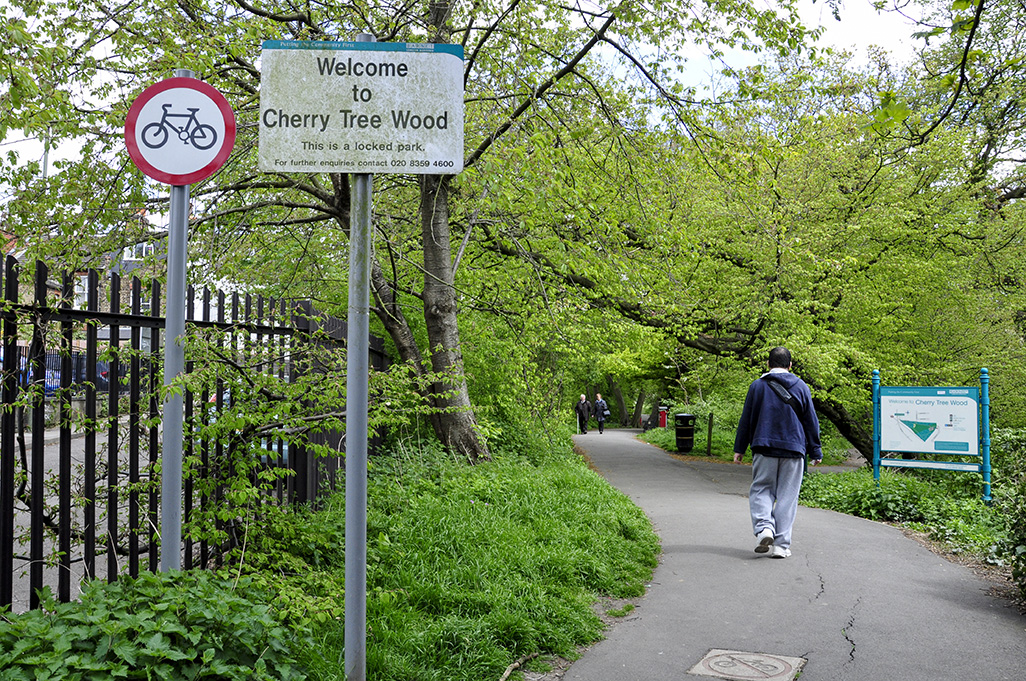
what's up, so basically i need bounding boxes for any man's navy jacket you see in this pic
[734,370,823,460]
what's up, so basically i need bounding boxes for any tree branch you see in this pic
[913,0,986,143]
[464,11,618,168]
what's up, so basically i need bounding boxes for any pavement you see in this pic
[562,428,1026,681]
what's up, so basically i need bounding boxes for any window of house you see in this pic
[124,242,155,261]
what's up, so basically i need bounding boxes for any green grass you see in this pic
[238,437,661,681]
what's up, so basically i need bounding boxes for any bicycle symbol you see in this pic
[141,104,218,151]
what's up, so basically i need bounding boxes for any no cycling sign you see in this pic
[258,40,464,174]
[125,77,236,185]
[123,72,237,573]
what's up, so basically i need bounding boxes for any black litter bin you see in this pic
[675,413,696,452]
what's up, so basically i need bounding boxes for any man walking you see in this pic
[575,394,592,434]
[733,347,822,558]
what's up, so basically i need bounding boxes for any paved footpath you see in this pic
[566,429,1026,681]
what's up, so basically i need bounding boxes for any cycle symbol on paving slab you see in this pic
[688,649,806,681]
[141,105,218,150]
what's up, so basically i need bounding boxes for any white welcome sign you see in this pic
[258,40,464,174]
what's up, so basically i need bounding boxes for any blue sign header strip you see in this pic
[262,40,464,59]
[880,459,981,473]
[880,385,979,400]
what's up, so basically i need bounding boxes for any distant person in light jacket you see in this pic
[733,347,822,559]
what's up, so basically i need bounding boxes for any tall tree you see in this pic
[467,48,1026,454]
[0,0,814,460]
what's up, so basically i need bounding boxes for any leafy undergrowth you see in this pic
[0,571,311,680]
[239,438,661,681]
[0,431,658,681]
[799,468,1010,565]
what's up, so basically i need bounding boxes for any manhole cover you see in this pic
[687,649,806,680]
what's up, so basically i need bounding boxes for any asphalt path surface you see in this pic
[564,428,1026,681]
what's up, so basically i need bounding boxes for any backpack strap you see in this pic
[762,376,802,416]
[762,375,810,472]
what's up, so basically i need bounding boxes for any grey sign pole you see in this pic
[160,68,193,573]
[344,33,374,681]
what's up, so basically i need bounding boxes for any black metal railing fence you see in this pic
[0,256,386,613]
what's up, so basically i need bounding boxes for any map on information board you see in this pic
[879,386,980,456]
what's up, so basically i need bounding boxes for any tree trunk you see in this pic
[369,259,444,438]
[812,396,872,463]
[646,399,662,431]
[606,375,627,425]
[633,391,646,428]
[420,174,489,462]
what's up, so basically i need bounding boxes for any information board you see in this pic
[258,40,464,174]
[879,386,980,456]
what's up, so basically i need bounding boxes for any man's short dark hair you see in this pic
[768,346,791,369]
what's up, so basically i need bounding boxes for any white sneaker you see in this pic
[754,528,774,553]
[770,545,791,559]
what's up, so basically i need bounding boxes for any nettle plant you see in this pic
[0,571,312,680]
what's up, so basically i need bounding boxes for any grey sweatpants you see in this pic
[749,454,805,550]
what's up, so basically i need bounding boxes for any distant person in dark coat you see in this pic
[594,393,610,434]
[575,394,592,434]
[733,347,822,559]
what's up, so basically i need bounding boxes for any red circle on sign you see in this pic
[125,77,236,185]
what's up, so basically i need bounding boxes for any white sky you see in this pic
[676,0,928,98]
[800,0,925,64]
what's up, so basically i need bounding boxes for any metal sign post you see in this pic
[257,36,464,681]
[162,169,189,572]
[344,34,374,681]
[125,70,236,571]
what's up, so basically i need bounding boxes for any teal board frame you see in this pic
[872,369,991,502]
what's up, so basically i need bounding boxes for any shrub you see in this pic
[800,468,927,522]
[800,467,1011,567]
[0,571,311,681]
[992,428,1026,598]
